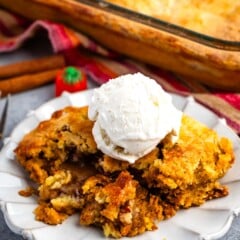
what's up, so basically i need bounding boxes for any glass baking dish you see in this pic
[0,0,240,90]
[80,0,240,51]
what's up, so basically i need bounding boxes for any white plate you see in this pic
[0,89,240,240]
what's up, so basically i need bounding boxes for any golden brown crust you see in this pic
[14,106,97,183]
[14,106,234,238]
[34,204,69,225]
[107,0,240,41]
[132,115,233,208]
[80,171,165,238]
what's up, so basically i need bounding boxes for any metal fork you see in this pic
[0,94,10,146]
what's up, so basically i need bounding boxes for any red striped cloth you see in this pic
[0,9,240,134]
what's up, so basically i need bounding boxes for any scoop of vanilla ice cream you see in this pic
[88,73,182,163]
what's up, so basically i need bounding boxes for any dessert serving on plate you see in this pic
[14,73,235,238]
[0,0,240,90]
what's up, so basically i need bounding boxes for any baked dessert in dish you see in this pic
[14,74,235,238]
[1,0,240,90]
[106,0,240,41]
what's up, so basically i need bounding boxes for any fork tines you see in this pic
[0,94,10,140]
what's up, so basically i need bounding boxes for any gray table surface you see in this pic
[0,37,240,240]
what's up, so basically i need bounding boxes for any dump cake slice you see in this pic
[15,106,234,238]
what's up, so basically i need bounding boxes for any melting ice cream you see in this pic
[88,73,182,163]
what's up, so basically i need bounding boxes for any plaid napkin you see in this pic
[1,8,240,134]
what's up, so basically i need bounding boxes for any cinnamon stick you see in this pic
[0,54,65,79]
[0,69,60,96]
